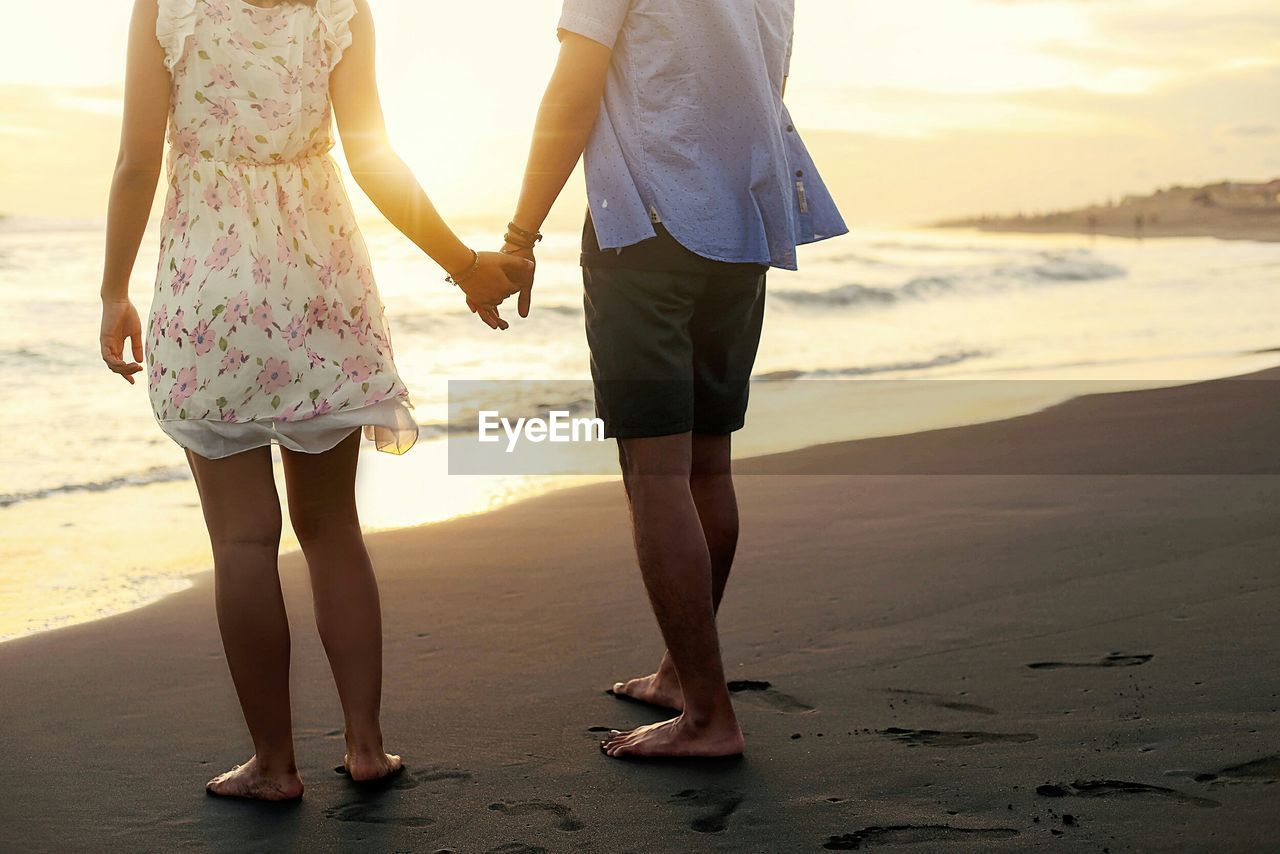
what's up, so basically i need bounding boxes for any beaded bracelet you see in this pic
[445,249,480,287]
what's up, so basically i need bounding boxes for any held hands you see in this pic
[469,242,535,329]
[100,298,145,384]
[461,224,539,330]
[455,251,534,331]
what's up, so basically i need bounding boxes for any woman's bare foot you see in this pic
[344,750,403,782]
[205,755,304,801]
[610,670,684,712]
[601,714,744,759]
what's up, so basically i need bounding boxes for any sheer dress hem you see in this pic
[158,398,418,460]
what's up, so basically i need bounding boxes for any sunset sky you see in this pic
[0,0,1277,225]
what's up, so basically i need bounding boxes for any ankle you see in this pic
[655,662,681,684]
[253,753,299,778]
[345,729,385,758]
[679,701,739,733]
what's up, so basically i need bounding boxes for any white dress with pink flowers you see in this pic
[146,0,417,459]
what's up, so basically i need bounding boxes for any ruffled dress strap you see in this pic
[315,0,358,68]
[155,0,198,72]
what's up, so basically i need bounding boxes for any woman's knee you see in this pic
[288,499,359,547]
[209,508,283,556]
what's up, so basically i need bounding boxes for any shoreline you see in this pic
[2,366,1277,849]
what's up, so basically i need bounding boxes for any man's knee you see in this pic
[690,432,732,478]
[618,434,693,477]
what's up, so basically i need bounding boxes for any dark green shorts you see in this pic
[583,265,766,439]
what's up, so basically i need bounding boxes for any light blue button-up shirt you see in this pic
[558,0,846,271]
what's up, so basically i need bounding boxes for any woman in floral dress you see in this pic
[97,0,531,800]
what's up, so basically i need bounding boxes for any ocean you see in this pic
[2,216,1278,641]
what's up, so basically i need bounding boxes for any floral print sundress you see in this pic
[148,0,417,458]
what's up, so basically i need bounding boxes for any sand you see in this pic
[1,369,1278,852]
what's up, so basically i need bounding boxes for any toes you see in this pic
[600,730,628,751]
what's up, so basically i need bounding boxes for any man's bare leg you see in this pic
[611,432,737,711]
[602,433,744,758]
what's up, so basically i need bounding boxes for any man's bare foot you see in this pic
[205,755,304,801]
[601,714,744,759]
[610,671,684,712]
[344,750,403,782]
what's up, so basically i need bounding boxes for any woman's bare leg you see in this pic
[280,431,400,782]
[187,447,303,801]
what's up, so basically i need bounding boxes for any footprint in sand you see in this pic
[1027,652,1153,670]
[878,727,1037,748]
[1194,754,1280,784]
[323,801,435,827]
[413,766,473,788]
[670,787,744,833]
[332,766,421,791]
[823,825,1019,849]
[488,800,584,832]
[1037,779,1219,808]
[727,680,815,714]
[884,689,999,716]
[331,764,471,800]
[485,845,547,854]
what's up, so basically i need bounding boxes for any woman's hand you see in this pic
[100,298,145,384]
[466,297,509,331]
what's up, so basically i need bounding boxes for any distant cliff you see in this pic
[936,179,1280,242]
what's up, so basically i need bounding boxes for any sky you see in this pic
[0,0,1277,226]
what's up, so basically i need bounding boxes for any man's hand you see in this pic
[502,241,536,318]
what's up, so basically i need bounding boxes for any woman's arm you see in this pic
[99,0,170,384]
[331,0,529,320]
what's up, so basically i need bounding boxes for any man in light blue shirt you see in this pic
[498,0,845,759]
[553,0,846,269]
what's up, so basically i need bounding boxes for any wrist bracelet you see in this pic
[504,232,536,251]
[507,221,543,245]
[445,249,480,287]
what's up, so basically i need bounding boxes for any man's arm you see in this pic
[506,32,613,317]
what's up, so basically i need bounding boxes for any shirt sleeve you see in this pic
[558,0,631,49]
